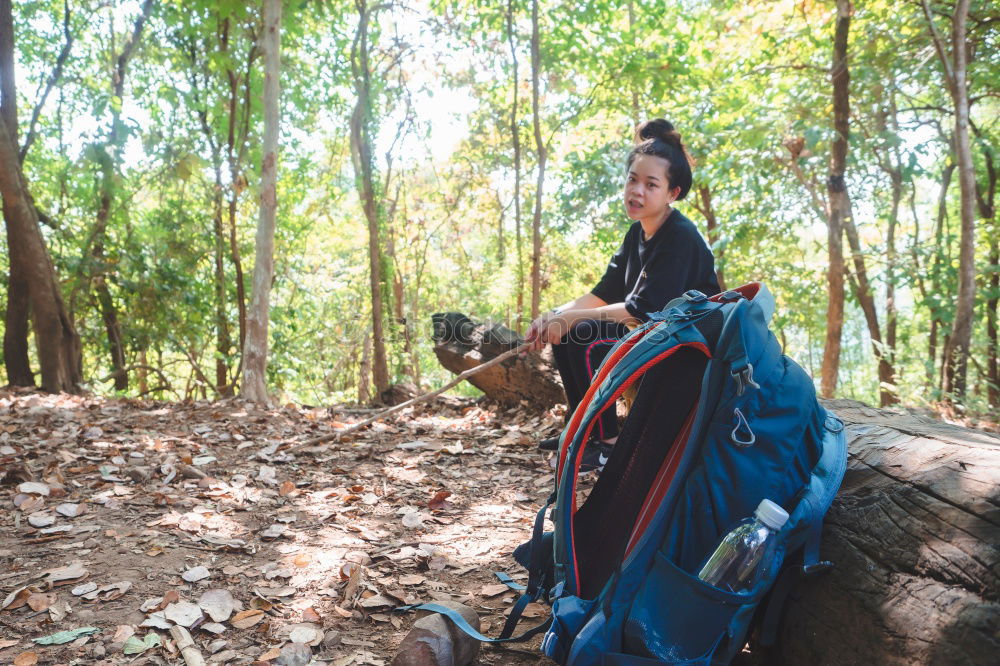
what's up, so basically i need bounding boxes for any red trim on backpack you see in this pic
[557,323,660,481]
[565,341,711,595]
[623,404,698,558]
[709,282,760,302]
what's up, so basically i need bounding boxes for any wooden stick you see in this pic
[169,626,206,666]
[289,343,532,450]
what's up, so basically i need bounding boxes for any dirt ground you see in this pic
[0,388,570,665]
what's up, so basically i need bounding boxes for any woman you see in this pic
[525,119,720,471]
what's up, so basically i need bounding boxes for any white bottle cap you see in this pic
[755,499,789,531]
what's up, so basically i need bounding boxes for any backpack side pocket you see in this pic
[621,549,780,662]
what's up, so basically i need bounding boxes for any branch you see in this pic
[20,0,73,162]
[99,363,173,388]
[920,0,955,90]
[287,343,532,450]
[786,158,829,222]
[113,0,155,100]
[752,63,829,74]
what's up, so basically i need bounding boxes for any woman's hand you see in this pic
[525,311,570,351]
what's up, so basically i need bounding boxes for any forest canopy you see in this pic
[0,0,997,417]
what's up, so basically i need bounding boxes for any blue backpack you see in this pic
[417,283,847,664]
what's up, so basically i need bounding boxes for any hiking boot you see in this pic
[538,435,561,451]
[578,440,613,474]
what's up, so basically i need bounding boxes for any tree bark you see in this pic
[240,0,281,404]
[0,0,33,387]
[431,314,563,409]
[223,16,252,355]
[881,89,902,406]
[696,185,726,291]
[0,121,81,392]
[529,0,545,321]
[820,0,850,399]
[349,0,390,398]
[922,0,976,401]
[971,123,997,409]
[777,398,1000,665]
[0,0,15,136]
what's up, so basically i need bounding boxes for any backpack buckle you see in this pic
[803,560,835,576]
[683,290,707,303]
[717,290,744,303]
[730,408,756,447]
[731,363,761,396]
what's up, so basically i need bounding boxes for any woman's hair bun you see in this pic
[635,118,682,148]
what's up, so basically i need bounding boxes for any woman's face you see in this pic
[623,154,679,223]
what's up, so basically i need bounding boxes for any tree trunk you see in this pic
[0,121,81,392]
[85,0,153,392]
[928,160,955,384]
[212,167,231,394]
[223,16,250,354]
[92,153,127,391]
[777,398,1000,664]
[820,0,850,399]
[880,87,902,406]
[506,0,524,326]
[240,0,281,404]
[697,185,726,291]
[0,0,33,387]
[922,0,976,401]
[350,0,390,398]
[972,116,997,410]
[529,0,545,321]
[358,328,372,405]
[431,313,563,409]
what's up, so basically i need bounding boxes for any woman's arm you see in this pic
[525,297,641,350]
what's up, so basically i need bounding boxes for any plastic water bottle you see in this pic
[697,499,789,594]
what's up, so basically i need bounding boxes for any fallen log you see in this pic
[775,399,1000,665]
[431,312,563,409]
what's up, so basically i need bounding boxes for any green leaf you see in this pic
[32,628,101,645]
[123,633,162,655]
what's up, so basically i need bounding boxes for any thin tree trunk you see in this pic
[820,0,851,399]
[349,0,390,398]
[87,0,153,391]
[0,120,81,392]
[882,88,902,405]
[506,0,524,324]
[529,0,545,320]
[358,328,372,405]
[923,0,976,400]
[696,185,726,291]
[212,165,231,394]
[385,214,414,383]
[240,0,281,404]
[972,124,998,409]
[222,16,249,354]
[929,160,955,382]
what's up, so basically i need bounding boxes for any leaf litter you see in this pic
[0,388,563,663]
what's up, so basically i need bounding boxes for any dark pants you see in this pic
[551,319,630,441]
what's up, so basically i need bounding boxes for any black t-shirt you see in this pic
[591,209,720,321]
